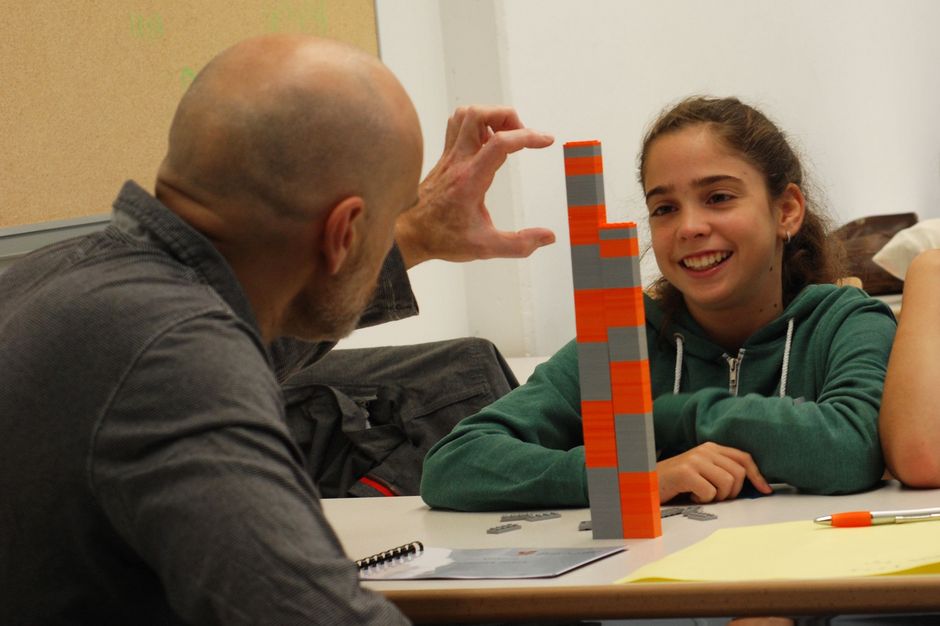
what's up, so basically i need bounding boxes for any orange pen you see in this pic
[814,507,940,527]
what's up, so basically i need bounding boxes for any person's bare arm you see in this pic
[880,248,940,487]
[395,105,556,268]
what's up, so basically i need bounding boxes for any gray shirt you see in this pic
[0,181,414,625]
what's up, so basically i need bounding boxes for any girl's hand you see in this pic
[657,442,773,503]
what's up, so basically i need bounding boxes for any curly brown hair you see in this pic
[639,96,845,316]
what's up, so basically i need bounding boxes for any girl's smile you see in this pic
[680,249,732,272]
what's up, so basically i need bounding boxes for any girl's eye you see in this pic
[649,204,675,217]
[708,192,734,204]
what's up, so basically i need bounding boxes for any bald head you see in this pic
[158,35,422,225]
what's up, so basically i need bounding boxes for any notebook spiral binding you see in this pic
[355,540,424,570]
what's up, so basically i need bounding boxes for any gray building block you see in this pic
[565,173,606,207]
[608,327,648,362]
[614,413,657,472]
[599,225,637,240]
[577,342,612,401]
[586,467,623,539]
[600,256,641,288]
[564,144,602,159]
[570,244,602,290]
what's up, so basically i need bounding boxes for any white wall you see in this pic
[337,0,471,349]
[348,0,940,357]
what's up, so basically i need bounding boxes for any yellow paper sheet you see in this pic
[621,520,940,583]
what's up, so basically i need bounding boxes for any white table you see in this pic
[322,482,940,622]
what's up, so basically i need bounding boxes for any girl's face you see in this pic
[643,125,794,325]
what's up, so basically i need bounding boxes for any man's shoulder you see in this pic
[10,238,226,319]
[0,239,255,374]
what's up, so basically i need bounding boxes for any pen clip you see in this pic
[895,512,940,524]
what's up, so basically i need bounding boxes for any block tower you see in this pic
[563,140,662,539]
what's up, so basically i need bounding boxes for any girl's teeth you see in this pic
[684,252,728,269]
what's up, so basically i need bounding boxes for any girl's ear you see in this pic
[777,183,806,241]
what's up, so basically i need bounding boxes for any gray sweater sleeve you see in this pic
[90,315,408,625]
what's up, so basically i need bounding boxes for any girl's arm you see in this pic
[654,296,896,495]
[421,341,590,511]
[880,248,940,487]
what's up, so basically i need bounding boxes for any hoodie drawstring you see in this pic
[672,334,684,394]
[779,317,794,398]
[670,316,795,398]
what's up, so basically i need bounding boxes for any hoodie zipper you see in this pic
[723,349,746,396]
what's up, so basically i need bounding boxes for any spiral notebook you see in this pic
[356,541,625,580]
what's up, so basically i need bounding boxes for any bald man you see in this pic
[0,36,553,625]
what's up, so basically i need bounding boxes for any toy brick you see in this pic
[621,513,662,538]
[610,360,653,414]
[570,244,603,290]
[487,523,521,534]
[563,141,602,158]
[564,156,603,176]
[630,253,642,286]
[598,237,640,259]
[600,256,640,289]
[576,342,612,401]
[581,401,617,467]
[586,467,623,539]
[614,413,657,472]
[573,290,608,342]
[599,224,638,240]
[608,326,648,362]
[618,471,659,499]
[661,506,686,518]
[567,205,604,245]
[603,287,645,328]
[684,510,718,521]
[526,512,562,522]
[619,471,662,538]
[565,174,606,208]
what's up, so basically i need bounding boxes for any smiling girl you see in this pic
[421,96,897,510]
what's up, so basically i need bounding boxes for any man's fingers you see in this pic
[450,106,522,155]
[451,106,546,155]
[443,108,466,150]
[460,105,526,133]
[479,228,556,259]
[470,128,554,182]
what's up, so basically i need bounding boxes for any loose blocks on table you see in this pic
[563,140,661,539]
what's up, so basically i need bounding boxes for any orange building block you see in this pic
[581,401,617,468]
[573,290,608,342]
[564,156,604,176]
[609,360,653,414]
[603,287,645,327]
[598,237,639,258]
[568,205,604,245]
[619,471,662,537]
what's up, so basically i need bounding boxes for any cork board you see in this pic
[0,1,377,229]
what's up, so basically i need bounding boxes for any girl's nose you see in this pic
[676,206,709,240]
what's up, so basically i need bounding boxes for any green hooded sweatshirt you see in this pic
[422,284,896,511]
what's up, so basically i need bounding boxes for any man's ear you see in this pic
[321,196,365,275]
[777,183,806,240]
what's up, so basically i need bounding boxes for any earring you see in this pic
[785,231,791,244]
